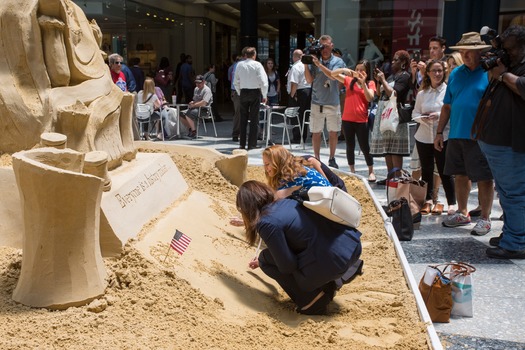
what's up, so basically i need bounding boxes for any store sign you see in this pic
[392,0,439,59]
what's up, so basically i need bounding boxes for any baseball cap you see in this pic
[195,75,204,83]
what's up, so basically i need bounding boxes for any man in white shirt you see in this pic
[287,49,312,143]
[234,47,268,149]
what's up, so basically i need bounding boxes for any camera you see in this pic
[480,26,510,71]
[301,38,325,64]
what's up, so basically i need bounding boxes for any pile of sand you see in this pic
[0,148,429,349]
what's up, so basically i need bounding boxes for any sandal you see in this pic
[367,174,377,183]
[420,202,432,215]
[431,203,444,215]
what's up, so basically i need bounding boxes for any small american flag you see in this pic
[170,230,192,255]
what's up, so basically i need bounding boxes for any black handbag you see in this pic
[386,197,414,241]
[398,102,414,124]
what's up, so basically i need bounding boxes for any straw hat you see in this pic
[449,32,491,50]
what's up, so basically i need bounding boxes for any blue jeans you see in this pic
[479,141,525,251]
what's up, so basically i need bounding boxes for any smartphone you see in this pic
[413,50,421,62]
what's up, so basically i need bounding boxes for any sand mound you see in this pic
[0,147,429,349]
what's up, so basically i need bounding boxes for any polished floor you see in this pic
[157,111,525,350]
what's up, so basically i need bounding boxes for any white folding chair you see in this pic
[136,103,152,140]
[301,109,327,150]
[196,105,217,137]
[266,107,301,149]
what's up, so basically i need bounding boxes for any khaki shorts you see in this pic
[309,104,341,133]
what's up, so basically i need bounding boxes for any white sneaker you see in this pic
[471,218,491,236]
[442,212,471,227]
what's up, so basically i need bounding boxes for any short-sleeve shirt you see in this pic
[379,71,411,104]
[192,85,213,105]
[310,54,346,106]
[342,78,376,123]
[136,91,160,111]
[443,65,489,139]
[278,166,331,193]
[477,59,525,152]
[287,61,311,94]
[111,70,127,92]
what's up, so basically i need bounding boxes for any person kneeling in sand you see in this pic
[236,180,363,315]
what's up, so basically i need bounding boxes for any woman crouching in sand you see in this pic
[236,180,363,315]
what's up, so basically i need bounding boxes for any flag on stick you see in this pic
[170,229,192,255]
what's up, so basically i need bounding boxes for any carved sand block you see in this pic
[83,150,111,191]
[99,152,189,257]
[40,132,67,149]
[12,147,107,309]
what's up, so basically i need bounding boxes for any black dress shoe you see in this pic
[486,247,525,259]
[232,136,239,142]
[297,287,335,315]
[247,145,261,150]
[489,233,503,247]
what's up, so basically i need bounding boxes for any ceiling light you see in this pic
[291,2,314,19]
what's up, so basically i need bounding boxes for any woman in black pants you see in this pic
[412,60,456,215]
[331,59,377,182]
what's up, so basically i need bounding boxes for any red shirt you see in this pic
[342,76,376,123]
[111,70,127,92]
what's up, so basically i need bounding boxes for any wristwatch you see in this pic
[499,72,508,82]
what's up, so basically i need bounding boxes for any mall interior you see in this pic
[74,0,525,107]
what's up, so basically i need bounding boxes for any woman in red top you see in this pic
[331,59,376,182]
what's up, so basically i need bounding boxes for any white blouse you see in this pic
[412,83,449,144]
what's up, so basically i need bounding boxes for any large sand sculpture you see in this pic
[0,0,135,169]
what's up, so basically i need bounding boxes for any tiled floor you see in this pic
[158,114,525,349]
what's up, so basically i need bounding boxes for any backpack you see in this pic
[203,71,213,90]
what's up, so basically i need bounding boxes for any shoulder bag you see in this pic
[398,101,414,124]
[136,94,155,121]
[295,186,362,229]
[418,262,475,322]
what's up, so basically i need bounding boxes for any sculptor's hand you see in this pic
[248,258,259,269]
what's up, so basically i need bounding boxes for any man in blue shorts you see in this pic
[434,32,494,236]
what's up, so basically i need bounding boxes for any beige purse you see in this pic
[301,186,362,228]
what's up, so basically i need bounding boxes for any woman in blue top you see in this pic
[237,180,363,315]
[263,145,331,199]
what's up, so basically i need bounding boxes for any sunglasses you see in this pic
[113,61,122,65]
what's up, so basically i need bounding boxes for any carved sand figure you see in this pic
[0,0,135,169]
[12,147,107,309]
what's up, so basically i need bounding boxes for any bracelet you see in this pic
[436,131,443,135]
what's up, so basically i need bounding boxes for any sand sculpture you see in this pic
[0,0,135,170]
[11,147,107,309]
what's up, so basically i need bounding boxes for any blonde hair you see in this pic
[263,145,307,190]
[142,77,156,101]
